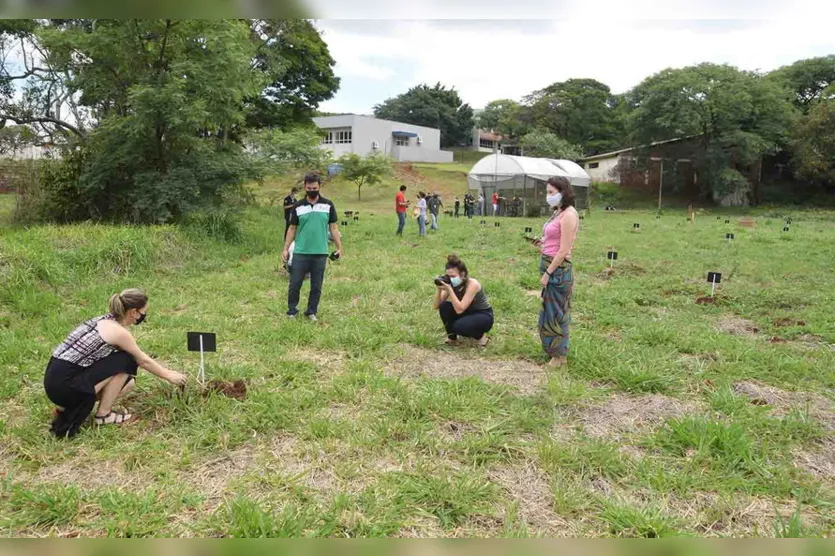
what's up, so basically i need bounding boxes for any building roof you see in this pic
[312,114,441,133]
[579,136,696,162]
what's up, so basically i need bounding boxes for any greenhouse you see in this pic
[467,154,591,215]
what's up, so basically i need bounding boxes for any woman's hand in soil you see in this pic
[166,370,188,386]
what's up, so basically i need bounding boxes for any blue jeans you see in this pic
[430,213,438,230]
[396,212,406,235]
[288,254,327,316]
[418,214,426,236]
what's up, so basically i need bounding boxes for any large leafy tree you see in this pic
[792,88,835,187]
[768,55,835,112]
[246,19,339,129]
[33,19,265,222]
[373,83,474,148]
[627,63,796,205]
[519,129,582,160]
[522,78,626,155]
[475,99,527,141]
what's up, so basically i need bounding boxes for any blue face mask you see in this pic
[450,276,463,288]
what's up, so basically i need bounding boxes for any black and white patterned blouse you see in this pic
[52,314,118,367]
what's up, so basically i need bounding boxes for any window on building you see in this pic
[321,132,333,144]
[334,129,352,144]
[479,138,495,149]
[395,136,410,146]
[588,162,600,169]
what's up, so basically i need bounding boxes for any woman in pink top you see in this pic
[537,176,580,367]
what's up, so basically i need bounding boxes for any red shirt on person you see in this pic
[396,191,407,213]
[492,193,498,205]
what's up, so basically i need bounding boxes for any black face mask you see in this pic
[306,190,319,201]
[135,311,147,325]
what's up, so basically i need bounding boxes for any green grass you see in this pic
[1,184,834,537]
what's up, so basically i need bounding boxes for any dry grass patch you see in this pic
[487,460,576,535]
[676,494,824,537]
[573,392,704,440]
[384,345,547,396]
[793,438,835,481]
[283,348,347,379]
[716,315,760,337]
[732,381,834,431]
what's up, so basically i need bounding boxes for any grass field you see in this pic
[1,176,834,537]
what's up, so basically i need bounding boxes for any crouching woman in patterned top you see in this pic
[44,289,187,438]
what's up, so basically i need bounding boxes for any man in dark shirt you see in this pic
[428,193,443,231]
[282,173,343,321]
[283,187,299,241]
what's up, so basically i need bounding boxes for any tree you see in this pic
[476,99,527,140]
[249,126,331,175]
[793,92,835,187]
[519,129,582,159]
[374,83,474,148]
[338,152,390,201]
[246,19,340,129]
[0,125,37,157]
[0,20,91,142]
[627,63,796,205]
[769,56,835,112]
[522,78,626,155]
[31,19,265,223]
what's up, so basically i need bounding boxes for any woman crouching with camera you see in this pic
[433,255,493,347]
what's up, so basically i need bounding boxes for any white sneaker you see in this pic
[307,314,318,322]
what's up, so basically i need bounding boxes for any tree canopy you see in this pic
[373,83,474,148]
[626,63,796,203]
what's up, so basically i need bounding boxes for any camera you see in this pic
[434,275,451,287]
[329,251,340,261]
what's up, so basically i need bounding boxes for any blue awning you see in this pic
[392,131,418,137]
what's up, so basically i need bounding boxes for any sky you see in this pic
[313,14,835,115]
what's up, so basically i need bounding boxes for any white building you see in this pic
[312,115,453,163]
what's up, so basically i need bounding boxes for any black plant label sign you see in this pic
[187,332,217,352]
[707,272,722,284]
[607,251,618,261]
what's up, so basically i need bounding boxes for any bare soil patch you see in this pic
[384,345,547,396]
[773,317,807,327]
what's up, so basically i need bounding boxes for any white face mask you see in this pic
[547,192,563,207]
[450,276,463,288]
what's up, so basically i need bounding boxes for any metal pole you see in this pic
[199,334,205,386]
[658,158,664,213]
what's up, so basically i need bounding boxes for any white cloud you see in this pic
[317,18,835,113]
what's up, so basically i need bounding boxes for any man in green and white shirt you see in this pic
[282,172,343,321]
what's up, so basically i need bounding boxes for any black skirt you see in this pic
[44,351,139,438]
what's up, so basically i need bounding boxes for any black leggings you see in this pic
[438,301,494,340]
[44,351,139,438]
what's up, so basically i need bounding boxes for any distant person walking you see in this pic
[477,192,484,216]
[492,192,499,216]
[537,176,580,367]
[416,192,428,236]
[395,185,409,236]
[283,187,299,241]
[428,193,443,231]
[454,197,460,218]
[282,172,344,321]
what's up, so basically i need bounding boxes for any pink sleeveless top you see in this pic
[541,209,578,259]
